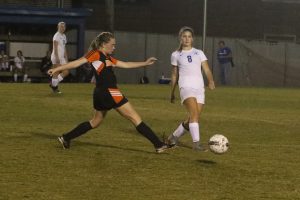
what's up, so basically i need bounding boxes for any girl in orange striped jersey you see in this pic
[48,32,169,153]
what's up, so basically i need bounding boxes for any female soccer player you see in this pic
[49,21,69,93]
[48,32,168,153]
[167,26,215,151]
[13,50,27,82]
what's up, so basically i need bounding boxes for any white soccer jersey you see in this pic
[14,56,25,69]
[51,32,67,62]
[171,48,207,89]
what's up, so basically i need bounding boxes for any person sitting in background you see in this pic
[40,50,52,75]
[0,50,9,71]
[13,50,28,82]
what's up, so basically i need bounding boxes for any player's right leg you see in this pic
[58,110,107,149]
[167,119,189,147]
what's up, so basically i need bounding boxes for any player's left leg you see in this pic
[22,66,28,82]
[184,98,207,151]
[115,102,168,153]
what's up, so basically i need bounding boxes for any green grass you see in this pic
[0,83,299,200]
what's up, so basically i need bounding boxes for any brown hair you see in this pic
[218,40,225,45]
[177,26,194,52]
[89,32,115,50]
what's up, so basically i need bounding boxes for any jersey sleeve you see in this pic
[171,52,178,66]
[199,50,208,62]
[84,50,100,63]
[110,56,118,65]
[53,33,59,41]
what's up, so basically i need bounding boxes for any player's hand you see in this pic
[208,81,215,90]
[47,69,56,76]
[170,93,175,103]
[145,57,158,66]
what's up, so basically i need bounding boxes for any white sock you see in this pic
[51,78,59,87]
[23,74,28,82]
[172,123,185,138]
[14,74,18,82]
[57,74,64,82]
[189,122,200,142]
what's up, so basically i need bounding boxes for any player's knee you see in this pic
[124,113,141,126]
[63,70,69,77]
[189,111,199,122]
[90,118,102,128]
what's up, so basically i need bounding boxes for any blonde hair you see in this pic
[89,32,115,50]
[177,26,194,52]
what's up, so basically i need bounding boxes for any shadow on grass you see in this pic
[75,140,157,155]
[30,131,158,155]
[30,132,57,139]
[196,159,217,165]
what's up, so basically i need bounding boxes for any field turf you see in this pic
[0,83,299,200]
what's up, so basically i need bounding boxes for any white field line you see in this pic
[225,143,300,147]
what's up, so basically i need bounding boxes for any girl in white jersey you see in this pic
[168,26,215,151]
[50,21,69,93]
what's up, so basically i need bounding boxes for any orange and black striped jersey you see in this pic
[85,50,119,88]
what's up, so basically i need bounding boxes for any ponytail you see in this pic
[89,32,115,51]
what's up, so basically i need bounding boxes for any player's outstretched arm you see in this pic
[115,57,157,69]
[48,57,87,76]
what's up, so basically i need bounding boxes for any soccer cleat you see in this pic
[167,134,178,148]
[58,136,70,149]
[193,142,208,152]
[49,84,62,94]
[155,144,170,153]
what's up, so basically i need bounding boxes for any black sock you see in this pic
[63,121,93,141]
[136,122,164,148]
[182,122,189,131]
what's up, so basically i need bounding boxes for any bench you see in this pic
[0,58,49,83]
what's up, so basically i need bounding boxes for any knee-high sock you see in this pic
[63,121,93,141]
[57,74,64,82]
[136,122,164,148]
[172,123,185,138]
[51,78,59,87]
[14,74,18,82]
[189,122,200,142]
[23,74,28,82]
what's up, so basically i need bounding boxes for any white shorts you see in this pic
[51,57,67,65]
[179,87,205,104]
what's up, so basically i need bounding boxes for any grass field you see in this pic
[0,83,300,200]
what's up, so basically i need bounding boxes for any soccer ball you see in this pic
[208,134,229,154]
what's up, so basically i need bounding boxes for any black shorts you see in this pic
[93,87,128,111]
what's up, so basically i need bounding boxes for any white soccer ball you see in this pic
[208,134,229,154]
